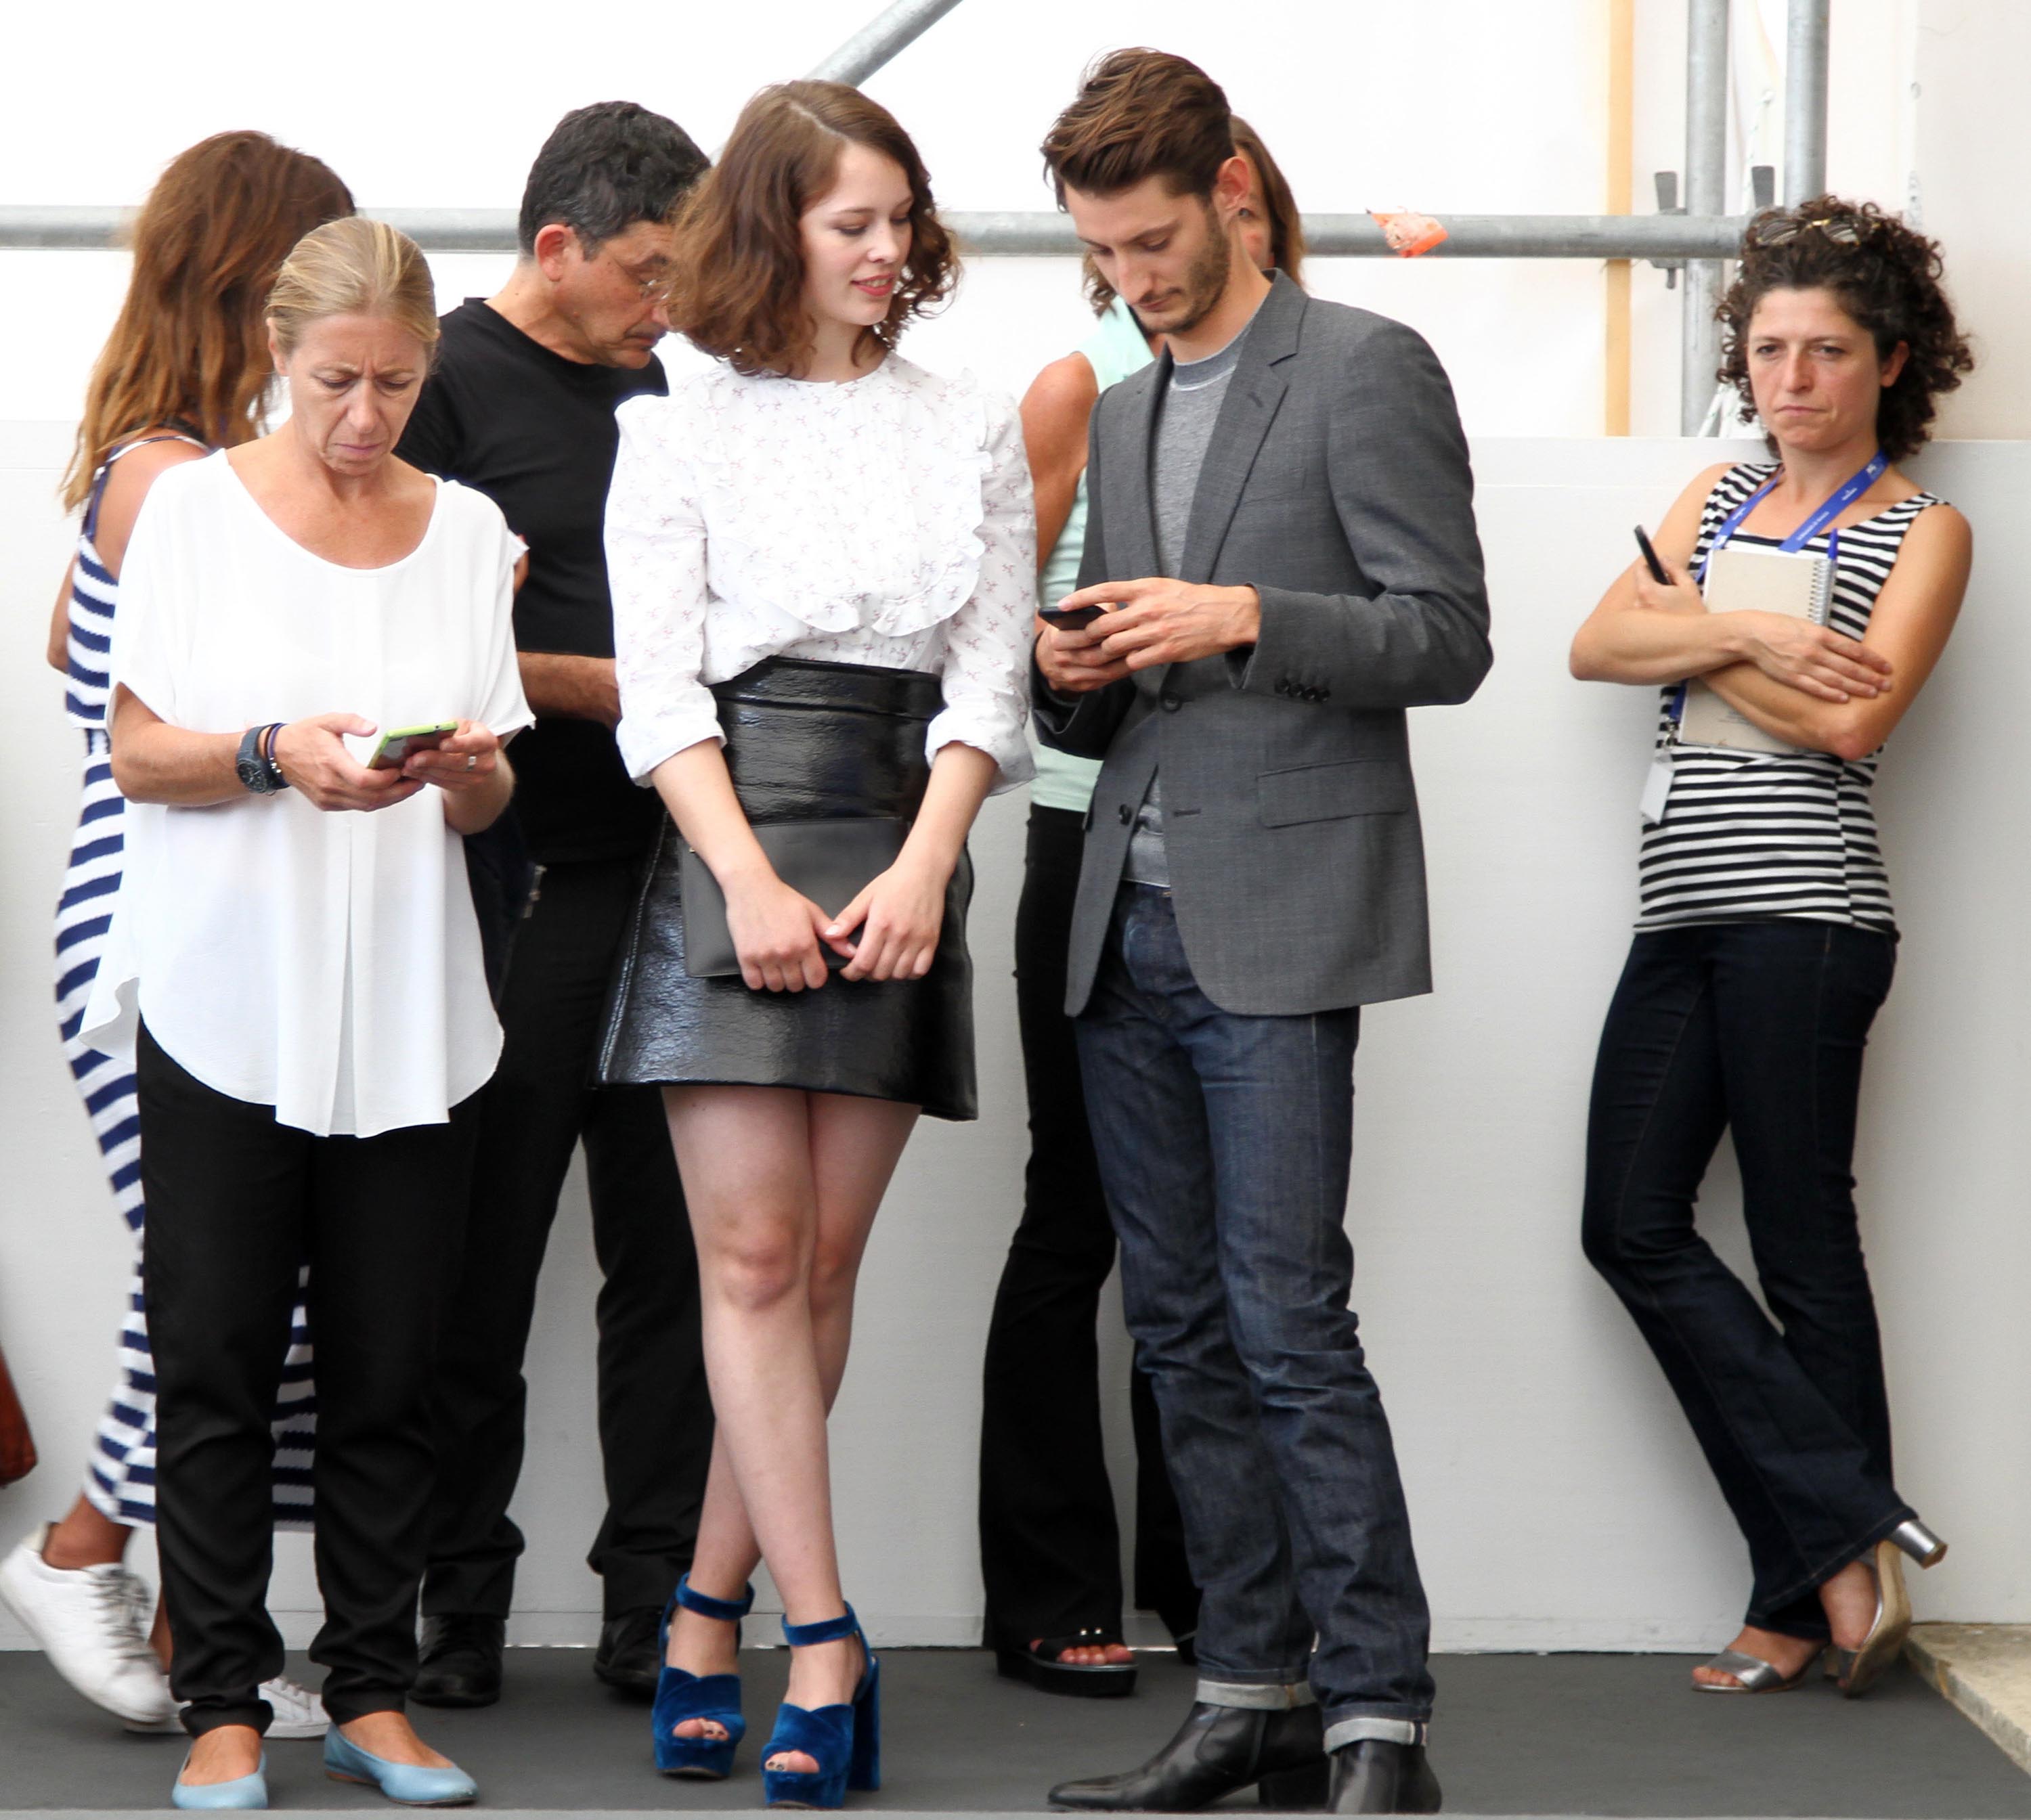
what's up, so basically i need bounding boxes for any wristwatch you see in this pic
[235,723,288,795]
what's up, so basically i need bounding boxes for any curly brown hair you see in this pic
[663,81,955,378]
[1718,194,1971,462]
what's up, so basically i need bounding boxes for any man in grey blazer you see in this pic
[1033,51,1491,1817]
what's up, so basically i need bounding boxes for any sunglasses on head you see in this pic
[1745,211,1878,249]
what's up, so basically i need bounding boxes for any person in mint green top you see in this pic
[1026,294,1157,815]
[978,118,1307,1697]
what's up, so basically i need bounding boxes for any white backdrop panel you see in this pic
[2,432,2023,1652]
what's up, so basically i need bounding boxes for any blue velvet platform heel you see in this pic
[653,1575,756,1779]
[762,1605,880,1811]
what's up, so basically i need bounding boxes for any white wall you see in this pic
[4,0,2029,1655]
[5,432,2027,1651]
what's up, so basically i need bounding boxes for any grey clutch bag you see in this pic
[678,817,912,979]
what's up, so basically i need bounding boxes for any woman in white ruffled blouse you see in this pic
[596,83,1032,1806]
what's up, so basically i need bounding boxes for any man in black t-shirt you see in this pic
[395,101,712,1708]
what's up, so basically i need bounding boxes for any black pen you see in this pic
[1633,524,1674,585]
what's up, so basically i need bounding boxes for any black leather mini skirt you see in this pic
[595,657,977,1122]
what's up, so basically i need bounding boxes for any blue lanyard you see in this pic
[1669,450,1884,724]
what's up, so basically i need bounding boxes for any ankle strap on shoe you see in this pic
[781,1604,859,1648]
[675,1574,756,1622]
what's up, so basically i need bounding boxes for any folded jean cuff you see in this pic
[1197,1677,1317,1710]
[1323,1715,1428,1751]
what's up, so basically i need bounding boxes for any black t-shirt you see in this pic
[397,299,667,864]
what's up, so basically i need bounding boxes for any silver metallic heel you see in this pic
[1830,1540,1914,1699]
[1889,1518,1948,1568]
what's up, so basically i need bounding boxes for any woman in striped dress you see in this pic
[0,132,351,1737]
[1570,197,1973,1701]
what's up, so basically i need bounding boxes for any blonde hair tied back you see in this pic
[266,216,439,359]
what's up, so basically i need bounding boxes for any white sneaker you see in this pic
[259,1676,329,1740]
[0,1522,177,1727]
[125,1674,329,1739]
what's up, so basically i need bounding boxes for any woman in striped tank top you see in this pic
[0,133,351,1739]
[1571,198,1973,1700]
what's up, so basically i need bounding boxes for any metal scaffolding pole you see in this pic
[807,0,969,86]
[1783,0,1831,204]
[1680,0,1730,435]
[0,206,1752,260]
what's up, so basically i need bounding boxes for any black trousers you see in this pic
[978,805,1198,1649]
[1581,921,1914,1639]
[422,853,712,1620]
[139,1025,477,1735]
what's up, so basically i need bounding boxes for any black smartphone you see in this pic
[1039,603,1108,629]
[1632,525,1674,586]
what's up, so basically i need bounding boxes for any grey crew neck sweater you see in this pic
[1121,324,1250,889]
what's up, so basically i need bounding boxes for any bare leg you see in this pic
[338,1711,457,1769]
[180,1724,262,1785]
[1691,1559,1879,1687]
[40,1496,131,1570]
[658,1086,915,1773]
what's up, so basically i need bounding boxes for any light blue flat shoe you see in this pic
[172,1752,267,1810]
[324,1728,476,1807]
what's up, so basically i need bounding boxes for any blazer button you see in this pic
[1160,693,1182,713]
[1118,803,1134,824]
[1275,680,1292,696]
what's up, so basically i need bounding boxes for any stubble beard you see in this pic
[1139,207,1235,340]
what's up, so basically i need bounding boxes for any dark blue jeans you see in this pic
[1074,885,1434,1737]
[1581,919,1913,1639]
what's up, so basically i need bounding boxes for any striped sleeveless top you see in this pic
[1636,461,1944,935]
[66,432,207,730]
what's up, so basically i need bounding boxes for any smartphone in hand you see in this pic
[368,722,459,771]
[1039,604,1110,630]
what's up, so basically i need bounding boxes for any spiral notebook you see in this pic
[1678,543,1835,754]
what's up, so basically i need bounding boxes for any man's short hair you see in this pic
[517,101,709,257]
[1040,49,1235,206]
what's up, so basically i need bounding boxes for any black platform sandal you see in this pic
[995,1628,1137,1698]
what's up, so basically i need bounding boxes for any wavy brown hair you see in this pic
[1718,194,1971,463]
[1041,47,1233,206]
[62,132,352,509]
[1084,115,1305,313]
[665,81,955,378]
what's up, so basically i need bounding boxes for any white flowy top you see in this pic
[79,453,534,1138]
[604,353,1036,788]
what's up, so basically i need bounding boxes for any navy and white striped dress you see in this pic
[1636,462,1943,934]
[62,435,316,1528]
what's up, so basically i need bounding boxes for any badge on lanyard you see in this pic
[1642,451,1884,827]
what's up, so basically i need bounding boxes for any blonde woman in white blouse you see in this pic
[84,219,529,1812]
[598,83,1032,1809]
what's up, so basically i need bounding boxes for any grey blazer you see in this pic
[1034,274,1491,1017]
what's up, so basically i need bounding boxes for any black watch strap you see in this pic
[235,724,288,795]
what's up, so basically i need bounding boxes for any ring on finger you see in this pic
[465,753,477,771]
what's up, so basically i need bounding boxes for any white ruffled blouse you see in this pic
[605,354,1036,790]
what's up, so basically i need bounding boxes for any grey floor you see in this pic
[1,1647,2026,1815]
